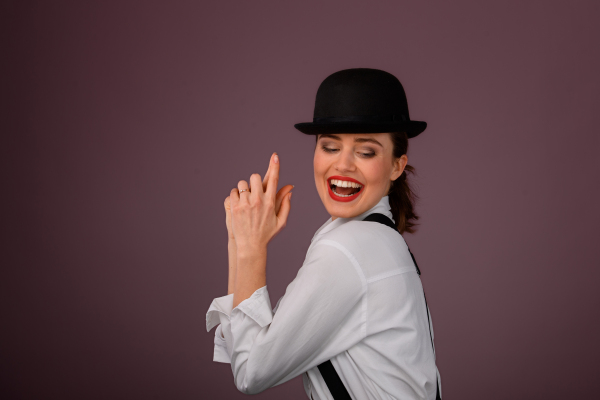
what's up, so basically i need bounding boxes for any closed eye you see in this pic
[321,146,375,158]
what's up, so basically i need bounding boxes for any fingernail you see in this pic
[274,154,279,164]
[292,185,295,188]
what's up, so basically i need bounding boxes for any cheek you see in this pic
[364,160,389,186]
[313,152,326,177]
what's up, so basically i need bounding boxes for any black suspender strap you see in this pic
[316,213,440,400]
[422,290,441,400]
[317,360,352,400]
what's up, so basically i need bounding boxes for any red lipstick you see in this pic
[327,175,364,202]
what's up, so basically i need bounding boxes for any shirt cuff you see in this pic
[206,293,234,332]
[213,324,231,363]
[231,286,273,328]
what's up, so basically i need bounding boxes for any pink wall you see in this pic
[2,1,599,398]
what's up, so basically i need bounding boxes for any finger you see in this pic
[237,180,249,203]
[249,173,264,201]
[266,152,279,200]
[230,187,240,205]
[262,158,272,192]
[275,184,294,213]
[225,197,232,228]
[276,190,293,230]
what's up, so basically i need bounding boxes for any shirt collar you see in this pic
[312,195,394,241]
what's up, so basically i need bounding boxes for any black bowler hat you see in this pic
[294,68,426,138]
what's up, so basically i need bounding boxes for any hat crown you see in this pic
[314,68,410,119]
[293,67,426,138]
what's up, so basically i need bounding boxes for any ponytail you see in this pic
[388,131,419,234]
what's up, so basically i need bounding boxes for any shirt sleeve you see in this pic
[206,292,285,365]
[205,240,366,395]
[206,293,234,363]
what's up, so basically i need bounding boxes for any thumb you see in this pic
[276,191,293,230]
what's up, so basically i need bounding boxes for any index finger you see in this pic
[265,152,279,199]
[262,158,271,192]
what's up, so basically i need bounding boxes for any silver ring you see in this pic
[239,188,250,193]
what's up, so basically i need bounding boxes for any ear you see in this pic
[390,154,408,181]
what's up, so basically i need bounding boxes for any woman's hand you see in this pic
[224,153,293,242]
[229,152,293,249]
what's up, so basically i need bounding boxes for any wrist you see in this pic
[236,242,267,257]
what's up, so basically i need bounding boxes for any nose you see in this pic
[334,148,356,173]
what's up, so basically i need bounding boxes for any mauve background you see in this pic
[2,1,599,399]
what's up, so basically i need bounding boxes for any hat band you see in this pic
[313,114,408,123]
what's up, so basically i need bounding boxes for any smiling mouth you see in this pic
[328,178,363,197]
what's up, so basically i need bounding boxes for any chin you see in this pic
[323,195,366,219]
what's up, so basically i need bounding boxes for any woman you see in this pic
[206,68,441,399]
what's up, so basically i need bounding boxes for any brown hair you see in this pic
[315,132,420,234]
[388,131,419,234]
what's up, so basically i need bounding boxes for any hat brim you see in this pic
[294,121,427,138]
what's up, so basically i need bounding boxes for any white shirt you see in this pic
[206,195,441,399]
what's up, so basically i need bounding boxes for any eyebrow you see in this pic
[318,134,383,147]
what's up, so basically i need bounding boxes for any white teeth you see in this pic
[332,189,358,197]
[330,178,363,197]
[329,179,363,188]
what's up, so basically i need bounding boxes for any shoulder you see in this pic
[300,222,384,286]
[318,219,405,255]
[313,220,415,279]
[297,231,367,298]
[330,218,396,238]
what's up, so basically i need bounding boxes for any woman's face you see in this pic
[314,132,407,221]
